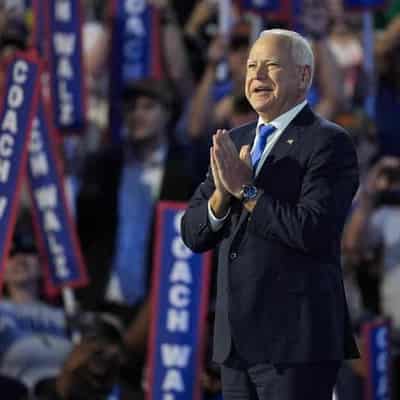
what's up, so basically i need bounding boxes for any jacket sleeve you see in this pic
[180,167,227,253]
[247,128,360,254]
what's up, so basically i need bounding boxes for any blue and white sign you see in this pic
[109,0,162,142]
[27,93,88,293]
[0,53,40,292]
[363,320,391,400]
[47,0,86,132]
[147,202,212,400]
[344,0,386,9]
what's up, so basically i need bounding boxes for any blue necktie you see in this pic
[251,123,276,171]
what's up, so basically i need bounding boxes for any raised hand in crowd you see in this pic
[187,23,250,140]
[53,320,124,400]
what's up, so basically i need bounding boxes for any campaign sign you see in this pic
[0,53,40,292]
[344,0,386,10]
[147,202,212,400]
[362,319,391,400]
[46,0,86,132]
[27,92,88,294]
[108,0,162,142]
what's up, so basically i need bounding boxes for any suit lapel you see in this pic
[233,105,316,232]
[235,122,257,151]
[255,105,315,181]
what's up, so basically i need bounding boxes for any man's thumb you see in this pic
[240,145,251,165]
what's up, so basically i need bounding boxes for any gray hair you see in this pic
[259,29,314,90]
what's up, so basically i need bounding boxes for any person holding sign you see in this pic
[181,29,360,399]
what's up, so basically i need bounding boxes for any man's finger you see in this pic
[210,147,218,176]
[221,130,239,156]
[239,145,252,167]
[215,130,235,161]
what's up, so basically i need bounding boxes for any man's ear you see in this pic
[299,65,311,90]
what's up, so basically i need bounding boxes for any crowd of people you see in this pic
[0,0,400,398]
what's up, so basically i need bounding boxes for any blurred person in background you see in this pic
[0,216,72,391]
[76,78,194,323]
[76,79,195,396]
[299,0,346,119]
[374,15,400,156]
[83,0,194,107]
[35,313,127,400]
[343,156,400,333]
[187,17,251,141]
[327,7,364,111]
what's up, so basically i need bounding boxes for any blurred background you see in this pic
[0,0,400,398]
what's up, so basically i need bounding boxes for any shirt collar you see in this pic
[256,100,307,134]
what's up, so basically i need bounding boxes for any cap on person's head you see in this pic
[122,78,174,110]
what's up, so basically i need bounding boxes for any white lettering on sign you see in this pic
[0,159,11,183]
[58,81,74,124]
[169,261,192,284]
[0,197,8,218]
[0,135,14,158]
[53,33,76,56]
[167,309,189,332]
[171,237,192,259]
[158,210,199,398]
[57,57,74,79]
[169,284,190,308]
[35,184,58,209]
[28,114,72,282]
[1,110,17,133]
[33,174,70,279]
[161,344,191,368]
[370,325,390,399]
[13,60,28,84]
[8,85,24,108]
[161,369,184,392]
[55,0,72,21]
[0,60,29,211]
[124,0,146,14]
[52,0,78,127]
[29,118,49,177]
[125,17,145,36]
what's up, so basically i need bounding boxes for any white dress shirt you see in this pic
[208,100,308,231]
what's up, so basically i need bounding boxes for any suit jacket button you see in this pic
[230,252,237,260]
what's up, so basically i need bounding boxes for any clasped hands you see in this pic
[210,129,253,203]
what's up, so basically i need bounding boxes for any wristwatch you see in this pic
[240,184,258,203]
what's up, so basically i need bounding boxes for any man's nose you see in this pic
[255,65,268,80]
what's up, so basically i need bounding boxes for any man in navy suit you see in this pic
[181,29,360,399]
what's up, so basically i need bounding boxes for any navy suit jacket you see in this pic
[181,105,360,364]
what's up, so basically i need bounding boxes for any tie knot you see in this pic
[259,123,276,139]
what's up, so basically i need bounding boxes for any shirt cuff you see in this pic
[207,201,230,232]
